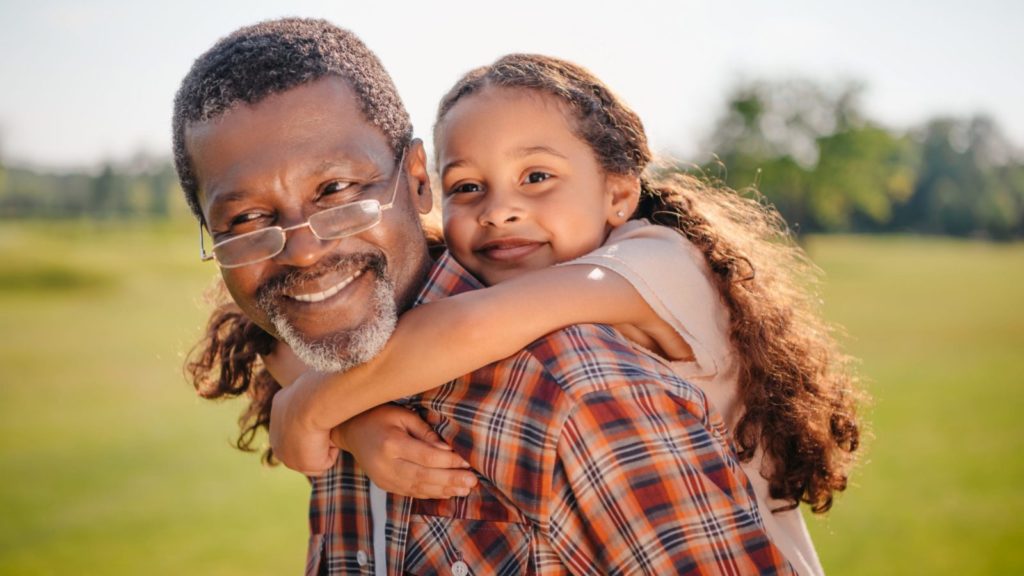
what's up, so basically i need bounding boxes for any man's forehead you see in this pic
[186,77,371,144]
[186,77,395,208]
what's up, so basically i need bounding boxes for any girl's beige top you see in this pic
[570,220,825,576]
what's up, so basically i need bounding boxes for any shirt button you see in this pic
[356,550,368,567]
[451,560,469,576]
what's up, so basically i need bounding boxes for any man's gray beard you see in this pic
[257,256,399,373]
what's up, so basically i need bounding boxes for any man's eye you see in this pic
[525,171,552,184]
[227,212,270,232]
[322,181,353,196]
[449,182,483,194]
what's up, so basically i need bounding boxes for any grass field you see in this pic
[1,221,1021,575]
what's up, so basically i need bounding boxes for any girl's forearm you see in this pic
[307,264,667,430]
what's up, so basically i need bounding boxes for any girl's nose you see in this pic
[478,190,523,227]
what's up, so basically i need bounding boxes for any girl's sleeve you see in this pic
[565,220,733,380]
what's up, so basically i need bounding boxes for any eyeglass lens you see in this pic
[308,199,383,239]
[213,200,384,267]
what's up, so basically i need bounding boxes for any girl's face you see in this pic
[437,86,630,286]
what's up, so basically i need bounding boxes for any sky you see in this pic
[0,0,1021,169]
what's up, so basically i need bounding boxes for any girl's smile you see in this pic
[474,236,547,263]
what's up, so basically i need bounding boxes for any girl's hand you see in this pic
[333,405,478,499]
[270,372,337,475]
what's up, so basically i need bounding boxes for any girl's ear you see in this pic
[605,173,641,227]
[407,139,433,215]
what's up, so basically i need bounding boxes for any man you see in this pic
[174,18,794,575]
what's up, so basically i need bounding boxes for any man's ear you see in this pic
[406,138,433,215]
[605,173,641,226]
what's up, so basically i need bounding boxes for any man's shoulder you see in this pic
[417,252,711,423]
[517,323,708,412]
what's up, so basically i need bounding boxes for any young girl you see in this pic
[191,54,863,576]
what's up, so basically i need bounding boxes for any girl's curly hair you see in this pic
[186,284,280,465]
[435,53,864,513]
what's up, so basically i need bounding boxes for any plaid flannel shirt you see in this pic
[306,251,795,575]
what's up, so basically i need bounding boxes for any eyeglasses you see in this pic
[200,150,406,269]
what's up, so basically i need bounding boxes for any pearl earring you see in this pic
[616,210,625,218]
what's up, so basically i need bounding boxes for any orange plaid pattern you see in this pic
[306,252,795,575]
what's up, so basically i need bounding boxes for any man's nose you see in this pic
[274,224,338,268]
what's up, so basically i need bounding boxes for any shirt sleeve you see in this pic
[547,382,795,575]
[568,220,733,380]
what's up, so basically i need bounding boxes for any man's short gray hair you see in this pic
[172,17,412,222]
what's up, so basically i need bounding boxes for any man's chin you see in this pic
[276,323,387,373]
[278,329,356,373]
[268,281,398,373]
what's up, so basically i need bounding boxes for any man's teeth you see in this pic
[288,270,364,303]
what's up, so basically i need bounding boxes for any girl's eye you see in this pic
[449,182,483,194]
[525,171,552,184]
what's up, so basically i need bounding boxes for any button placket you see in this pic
[451,559,469,576]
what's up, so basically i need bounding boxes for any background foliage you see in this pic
[3,78,1023,239]
[696,79,1024,239]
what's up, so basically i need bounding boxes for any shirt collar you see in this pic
[414,250,484,306]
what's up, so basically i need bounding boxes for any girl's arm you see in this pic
[294,262,689,433]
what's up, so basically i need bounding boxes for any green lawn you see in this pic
[0,222,308,576]
[803,235,1024,574]
[1,222,1021,575]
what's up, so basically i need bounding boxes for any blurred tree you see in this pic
[810,126,919,230]
[0,133,7,215]
[701,79,919,233]
[0,166,6,215]
[90,162,137,218]
[894,116,1023,239]
[90,163,117,218]
[705,79,860,169]
[46,172,91,217]
[1,157,183,220]
[1,167,45,217]
[148,163,177,218]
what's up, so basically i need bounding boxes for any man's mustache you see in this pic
[255,252,387,308]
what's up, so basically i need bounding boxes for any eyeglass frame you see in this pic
[198,148,406,269]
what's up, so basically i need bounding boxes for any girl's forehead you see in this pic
[436,85,578,147]
[459,85,567,113]
[434,90,607,186]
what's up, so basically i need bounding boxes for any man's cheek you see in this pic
[221,271,277,336]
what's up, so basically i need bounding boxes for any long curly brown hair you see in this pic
[186,283,280,465]
[434,54,864,513]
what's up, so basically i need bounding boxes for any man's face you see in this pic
[187,77,432,371]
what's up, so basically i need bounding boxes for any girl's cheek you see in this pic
[440,209,467,251]
[442,205,473,231]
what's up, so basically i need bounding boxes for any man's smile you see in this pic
[255,252,392,348]
[286,268,365,303]
[257,252,384,320]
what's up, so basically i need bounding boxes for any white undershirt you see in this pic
[369,480,387,576]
